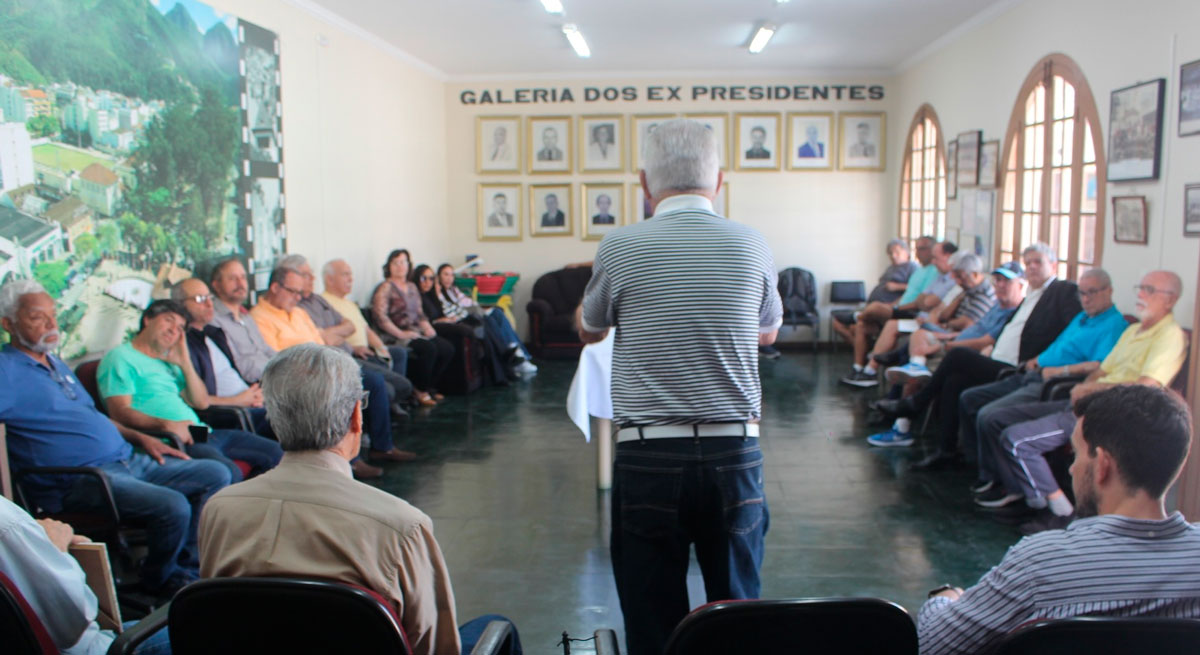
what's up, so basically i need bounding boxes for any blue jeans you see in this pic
[611,437,768,655]
[483,309,531,360]
[63,454,230,589]
[123,622,171,654]
[459,614,523,655]
[361,368,393,453]
[189,429,283,482]
[387,345,410,376]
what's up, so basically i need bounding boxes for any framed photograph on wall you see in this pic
[1178,59,1200,137]
[581,183,623,240]
[685,113,729,170]
[734,112,781,171]
[786,112,834,171]
[1112,195,1148,244]
[578,115,624,173]
[630,182,651,222]
[946,140,958,199]
[838,112,885,171]
[956,130,981,187]
[1184,184,1200,236]
[477,183,522,240]
[978,140,1000,189]
[1108,79,1165,182]
[476,116,520,174]
[631,114,676,172]
[529,183,573,236]
[527,116,572,174]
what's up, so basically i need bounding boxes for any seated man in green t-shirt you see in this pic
[98,300,282,481]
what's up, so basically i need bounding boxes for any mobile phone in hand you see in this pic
[188,425,210,444]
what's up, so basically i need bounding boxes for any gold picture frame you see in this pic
[527,116,573,175]
[630,114,677,172]
[578,115,625,173]
[580,183,623,240]
[475,116,521,174]
[685,112,730,170]
[477,183,522,241]
[734,112,782,171]
[529,183,574,236]
[786,111,835,171]
[838,111,886,171]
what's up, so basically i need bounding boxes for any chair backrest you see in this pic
[0,571,58,655]
[830,280,867,304]
[663,597,917,655]
[74,360,105,413]
[778,267,817,319]
[169,577,412,655]
[993,616,1200,654]
[532,267,593,316]
[1170,328,1191,397]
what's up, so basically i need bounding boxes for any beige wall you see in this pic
[444,77,894,340]
[892,0,1200,327]
[210,0,451,305]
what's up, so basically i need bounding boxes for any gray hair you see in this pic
[322,259,346,281]
[1022,242,1057,263]
[268,263,303,288]
[168,277,204,303]
[643,119,719,197]
[261,343,364,452]
[276,254,308,271]
[886,238,910,252]
[951,252,984,275]
[1079,268,1112,289]
[0,279,47,321]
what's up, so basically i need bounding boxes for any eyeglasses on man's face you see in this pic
[1078,286,1109,298]
[280,286,304,296]
[1134,284,1176,297]
[187,294,213,304]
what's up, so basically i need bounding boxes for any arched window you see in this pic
[997,54,1105,279]
[899,104,947,244]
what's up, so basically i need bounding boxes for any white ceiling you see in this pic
[302,0,1015,80]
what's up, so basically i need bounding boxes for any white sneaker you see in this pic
[517,361,538,376]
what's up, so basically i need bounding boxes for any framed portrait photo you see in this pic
[734,112,781,171]
[684,113,730,170]
[838,112,885,171]
[956,130,982,187]
[978,140,1000,189]
[477,183,521,241]
[946,140,958,199]
[475,116,520,174]
[1181,59,1200,137]
[581,183,623,240]
[529,183,573,236]
[578,115,624,173]
[1108,79,1165,182]
[1184,184,1200,237]
[527,116,572,174]
[1112,195,1148,244]
[631,114,677,172]
[786,112,834,171]
[630,182,652,223]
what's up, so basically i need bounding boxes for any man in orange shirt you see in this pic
[250,265,415,472]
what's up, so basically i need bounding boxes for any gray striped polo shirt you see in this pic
[581,194,783,427]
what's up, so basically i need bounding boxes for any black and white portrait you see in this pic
[686,114,729,170]
[528,116,572,174]
[245,177,285,289]
[529,184,572,236]
[956,130,981,187]
[840,113,885,171]
[579,116,624,172]
[476,117,520,173]
[787,112,833,170]
[1186,184,1200,236]
[1112,196,1148,244]
[240,24,281,170]
[477,183,521,240]
[1181,60,1200,137]
[1108,79,1165,182]
[583,183,623,240]
[735,113,780,171]
[632,115,674,172]
[978,140,1000,188]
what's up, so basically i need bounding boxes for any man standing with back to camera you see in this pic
[578,119,783,655]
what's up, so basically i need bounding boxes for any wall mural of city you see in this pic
[0,0,285,361]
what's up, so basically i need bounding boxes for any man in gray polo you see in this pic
[578,119,783,655]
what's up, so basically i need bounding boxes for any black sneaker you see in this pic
[759,345,781,360]
[974,486,1024,508]
[970,479,995,494]
[839,370,878,387]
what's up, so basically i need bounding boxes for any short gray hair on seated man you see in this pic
[886,238,910,252]
[0,279,47,322]
[951,252,984,275]
[1022,242,1057,263]
[642,119,720,197]
[276,254,308,271]
[261,343,364,452]
[1079,268,1112,289]
[322,259,346,281]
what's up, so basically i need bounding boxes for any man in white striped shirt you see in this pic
[578,119,783,655]
[918,384,1200,654]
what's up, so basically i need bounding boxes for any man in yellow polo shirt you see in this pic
[250,264,415,472]
[985,270,1187,534]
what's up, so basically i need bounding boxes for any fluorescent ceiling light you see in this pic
[562,24,591,58]
[748,24,777,54]
[540,0,563,14]
[775,0,791,3]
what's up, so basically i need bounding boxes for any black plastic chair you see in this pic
[993,616,1200,654]
[829,280,867,352]
[778,267,820,352]
[662,597,917,655]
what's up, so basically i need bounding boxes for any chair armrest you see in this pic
[594,628,621,655]
[995,366,1019,381]
[469,620,515,655]
[1042,374,1088,401]
[106,602,169,655]
[525,298,554,320]
[198,405,253,432]
[13,466,120,524]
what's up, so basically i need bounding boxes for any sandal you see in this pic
[413,391,437,407]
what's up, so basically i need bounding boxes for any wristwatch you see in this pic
[927,583,958,598]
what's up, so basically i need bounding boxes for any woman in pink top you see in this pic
[371,249,453,405]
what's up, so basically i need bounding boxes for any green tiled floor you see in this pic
[370,352,1020,652]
